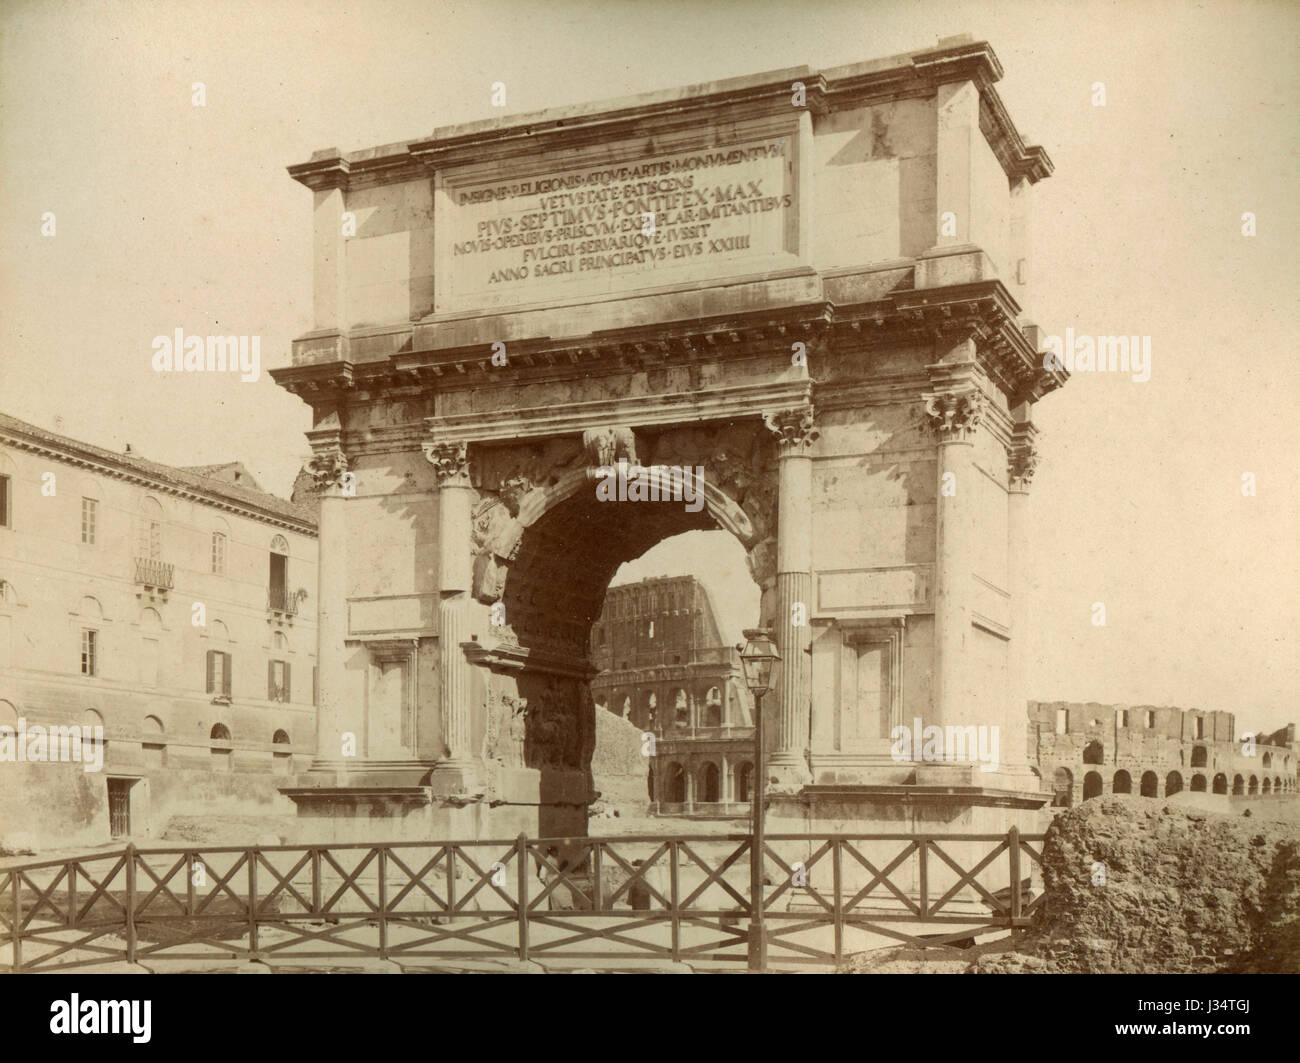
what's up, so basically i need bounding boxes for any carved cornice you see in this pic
[762,406,819,452]
[423,440,470,486]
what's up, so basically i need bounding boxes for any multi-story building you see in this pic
[0,413,318,848]
[590,575,755,815]
[1030,700,1298,808]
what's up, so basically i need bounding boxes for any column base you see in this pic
[767,754,812,793]
[430,758,484,797]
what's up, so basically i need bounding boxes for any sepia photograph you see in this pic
[0,0,1296,1038]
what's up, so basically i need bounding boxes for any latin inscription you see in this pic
[440,138,793,306]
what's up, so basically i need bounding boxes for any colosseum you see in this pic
[1031,701,1298,808]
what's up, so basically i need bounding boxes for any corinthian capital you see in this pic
[762,407,819,452]
[1008,423,1040,491]
[423,441,470,486]
[307,446,350,493]
[922,390,985,443]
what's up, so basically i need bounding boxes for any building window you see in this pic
[211,531,227,574]
[80,628,98,676]
[1118,709,1128,727]
[138,499,163,560]
[269,535,290,611]
[80,498,97,544]
[1145,709,1156,728]
[1195,716,1204,739]
[268,659,291,703]
[0,474,10,528]
[647,620,654,639]
[206,649,232,698]
[1055,708,1068,734]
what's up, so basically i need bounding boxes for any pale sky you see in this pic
[2,0,1296,731]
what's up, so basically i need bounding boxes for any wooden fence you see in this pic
[0,829,1044,971]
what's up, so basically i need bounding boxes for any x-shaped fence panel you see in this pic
[1,830,1043,971]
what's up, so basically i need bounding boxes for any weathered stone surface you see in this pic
[983,799,1300,973]
[842,799,1300,973]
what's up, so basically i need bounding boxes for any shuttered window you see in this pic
[268,659,290,703]
[206,650,232,696]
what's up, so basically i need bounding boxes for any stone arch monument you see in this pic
[274,36,1064,842]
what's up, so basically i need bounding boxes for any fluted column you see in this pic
[305,438,350,773]
[763,407,818,789]
[923,365,985,739]
[1006,417,1039,773]
[423,440,479,788]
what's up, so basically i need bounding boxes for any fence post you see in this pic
[832,839,843,967]
[311,848,322,915]
[67,861,77,927]
[247,848,258,957]
[377,847,388,960]
[124,843,137,965]
[186,852,196,916]
[515,833,529,963]
[1007,826,1022,922]
[669,840,680,964]
[11,868,21,972]
[917,839,928,919]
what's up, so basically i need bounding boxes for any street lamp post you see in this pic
[739,628,780,973]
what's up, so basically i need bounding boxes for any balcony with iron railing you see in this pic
[267,585,298,617]
[133,557,174,591]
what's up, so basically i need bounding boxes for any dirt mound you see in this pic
[982,798,1300,973]
[842,798,1300,973]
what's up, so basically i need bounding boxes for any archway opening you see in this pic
[1083,772,1103,800]
[491,454,771,836]
[1212,773,1227,794]
[1052,767,1074,807]
[1140,770,1158,797]
[1112,770,1132,794]
[1082,740,1104,765]
[1166,771,1184,795]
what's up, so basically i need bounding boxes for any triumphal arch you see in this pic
[273,37,1064,843]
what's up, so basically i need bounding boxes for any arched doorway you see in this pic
[1083,740,1104,765]
[1190,774,1205,793]
[1112,770,1132,794]
[736,762,754,803]
[482,443,773,835]
[1140,771,1158,797]
[1083,772,1103,800]
[1213,773,1228,794]
[1052,767,1074,807]
[699,762,720,803]
[1166,771,1184,795]
[664,762,686,804]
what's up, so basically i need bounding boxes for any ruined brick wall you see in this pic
[1031,700,1298,807]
